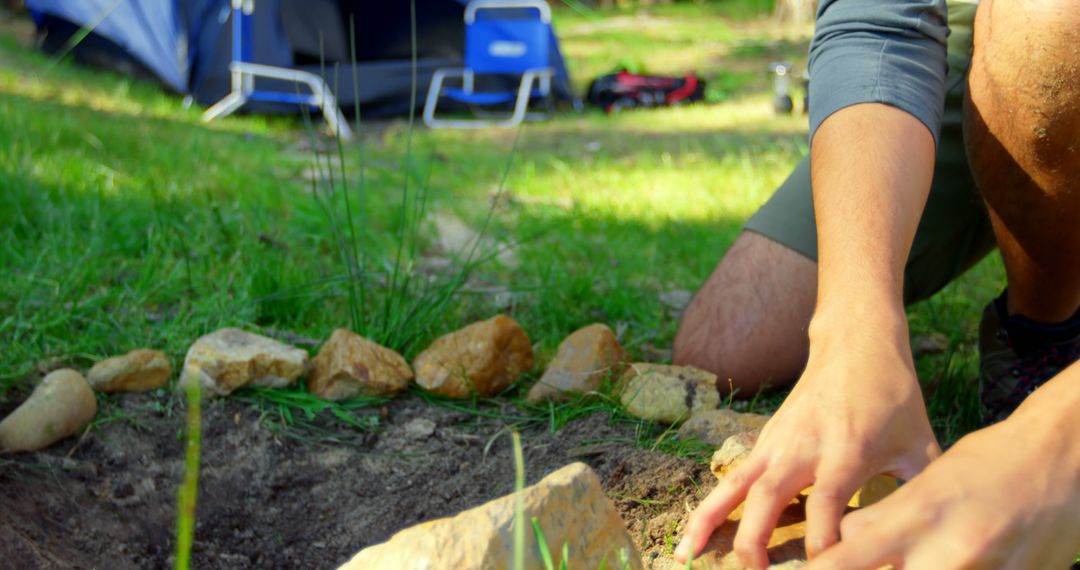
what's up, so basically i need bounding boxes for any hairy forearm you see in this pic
[808,103,936,334]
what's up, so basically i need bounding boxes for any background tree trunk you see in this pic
[773,0,817,24]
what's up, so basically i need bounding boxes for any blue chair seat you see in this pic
[443,87,547,105]
[422,0,556,128]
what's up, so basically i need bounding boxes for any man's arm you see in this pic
[675,1,950,567]
[811,103,933,337]
[675,105,942,569]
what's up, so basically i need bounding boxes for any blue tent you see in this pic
[26,0,575,117]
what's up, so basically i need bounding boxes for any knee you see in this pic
[971,0,1080,93]
[983,0,1080,33]
[672,233,814,396]
[672,304,758,395]
[968,0,1080,175]
[673,299,801,397]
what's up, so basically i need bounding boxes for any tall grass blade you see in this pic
[330,60,363,332]
[174,381,202,570]
[512,431,526,570]
[384,0,421,332]
[531,517,555,570]
[44,0,124,73]
[463,126,523,267]
[347,16,368,333]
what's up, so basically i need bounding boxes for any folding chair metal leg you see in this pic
[202,91,247,123]
[201,63,354,141]
[423,68,459,128]
[424,68,554,129]
[203,66,249,122]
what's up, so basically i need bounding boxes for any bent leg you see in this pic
[966,0,1080,322]
[673,231,817,395]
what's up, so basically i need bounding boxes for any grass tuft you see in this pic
[233,385,388,445]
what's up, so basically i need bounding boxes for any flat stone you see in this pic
[618,363,721,424]
[684,499,809,569]
[339,462,643,570]
[178,328,308,397]
[651,433,900,569]
[413,315,534,398]
[87,349,172,393]
[526,323,627,403]
[709,431,759,479]
[307,329,412,400]
[672,486,893,569]
[0,369,98,453]
[677,409,770,447]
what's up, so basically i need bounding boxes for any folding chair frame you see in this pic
[423,68,553,129]
[201,0,353,140]
[423,0,555,129]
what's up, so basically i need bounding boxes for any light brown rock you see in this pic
[710,430,760,479]
[87,349,172,393]
[307,329,412,400]
[673,489,893,569]
[526,323,627,403]
[178,328,308,397]
[0,369,97,453]
[677,409,770,447]
[683,499,809,569]
[710,433,899,508]
[618,363,721,424]
[413,315,533,398]
[339,462,642,570]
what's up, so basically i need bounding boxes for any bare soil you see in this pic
[0,392,712,570]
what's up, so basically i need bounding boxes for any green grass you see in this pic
[0,0,1002,454]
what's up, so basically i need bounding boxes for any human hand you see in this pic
[804,394,1080,570]
[674,317,941,569]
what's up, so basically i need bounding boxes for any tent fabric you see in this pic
[25,0,575,117]
[27,0,188,93]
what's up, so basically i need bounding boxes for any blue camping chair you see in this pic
[423,0,555,128]
[202,0,352,140]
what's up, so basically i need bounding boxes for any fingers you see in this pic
[673,458,766,563]
[802,526,900,570]
[805,462,866,559]
[734,468,813,570]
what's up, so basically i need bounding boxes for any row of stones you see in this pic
[0,315,761,453]
[177,314,752,431]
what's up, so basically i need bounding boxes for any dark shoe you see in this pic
[978,293,1080,425]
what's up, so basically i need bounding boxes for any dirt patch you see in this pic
[0,392,712,569]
